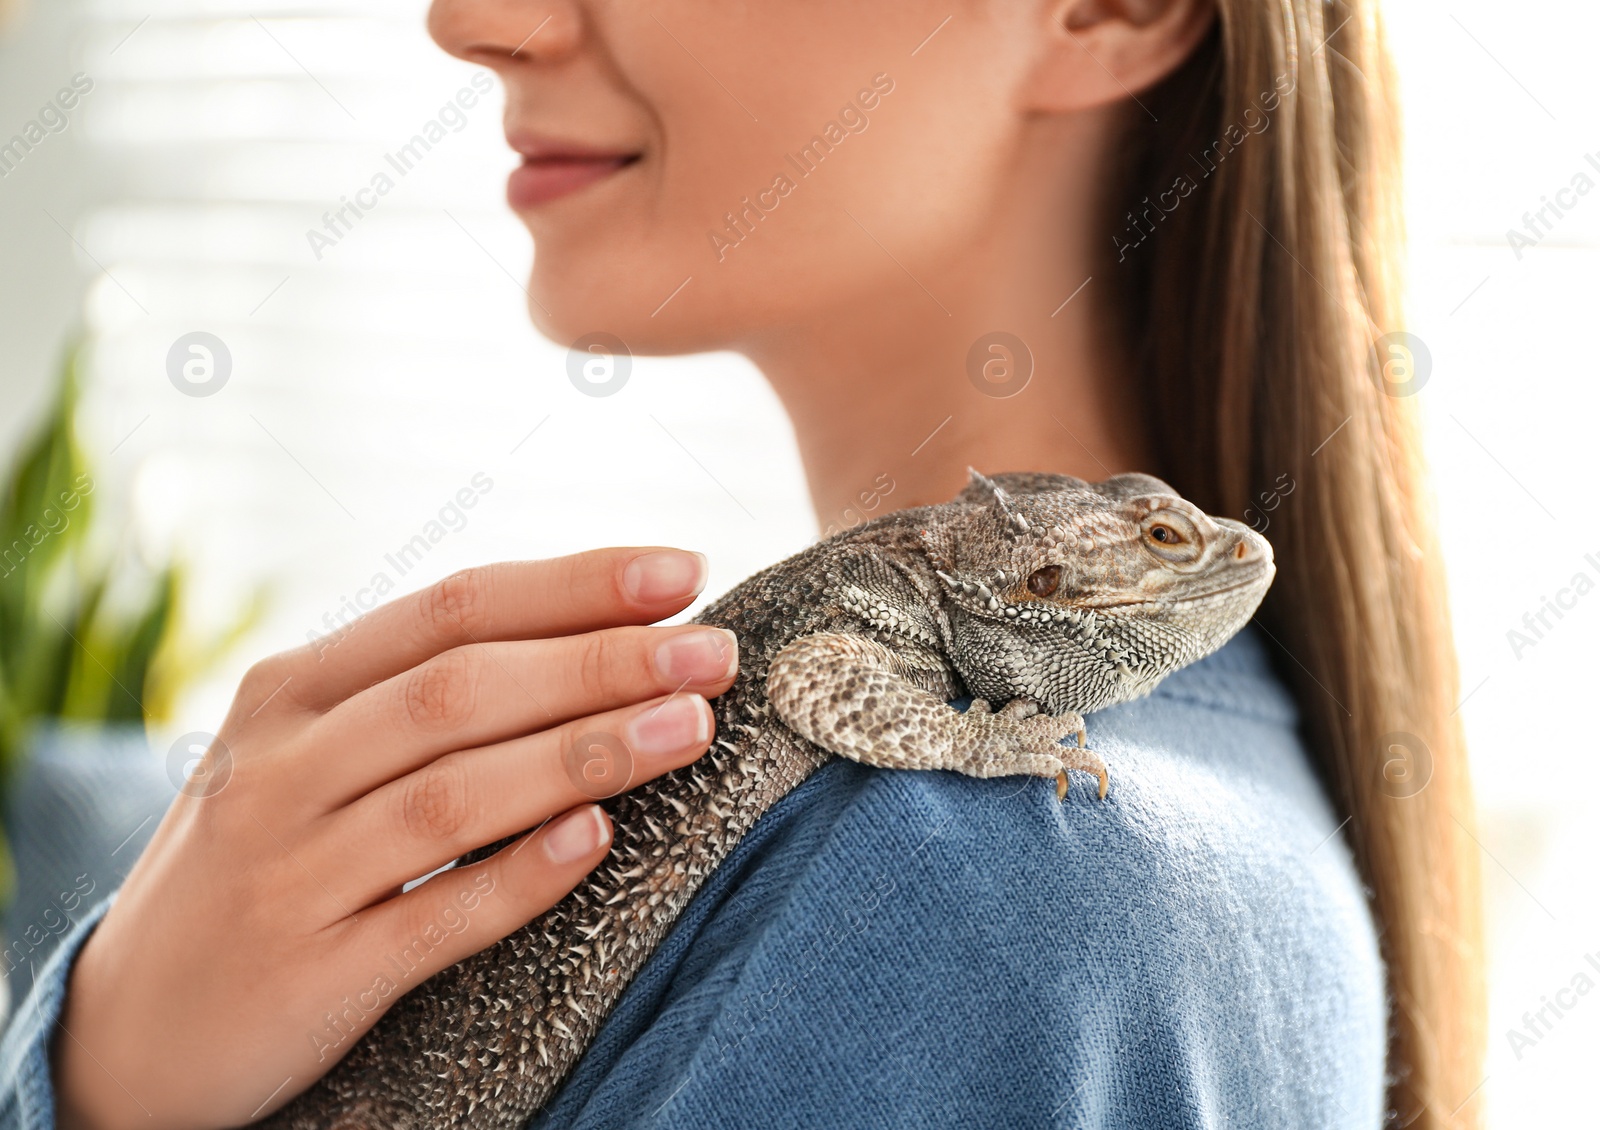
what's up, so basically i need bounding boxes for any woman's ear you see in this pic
[1020,0,1215,114]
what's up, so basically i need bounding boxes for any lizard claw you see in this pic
[951,707,1108,800]
[1055,747,1109,802]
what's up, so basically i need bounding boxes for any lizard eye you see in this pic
[1141,510,1202,563]
[1026,565,1061,598]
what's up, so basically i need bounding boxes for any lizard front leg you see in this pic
[967,695,1100,798]
[767,632,1108,799]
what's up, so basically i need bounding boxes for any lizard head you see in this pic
[921,470,1275,715]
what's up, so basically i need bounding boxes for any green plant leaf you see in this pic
[0,339,251,911]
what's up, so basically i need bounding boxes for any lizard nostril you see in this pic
[1234,541,1249,560]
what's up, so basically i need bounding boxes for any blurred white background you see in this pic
[0,0,1594,1122]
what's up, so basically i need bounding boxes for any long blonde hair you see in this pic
[1108,2,1486,1124]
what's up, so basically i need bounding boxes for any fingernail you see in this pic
[623,551,708,604]
[654,628,737,685]
[544,805,610,864]
[627,694,711,759]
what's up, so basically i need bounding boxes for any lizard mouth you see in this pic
[945,561,1271,620]
[1070,570,1274,612]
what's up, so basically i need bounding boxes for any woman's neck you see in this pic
[744,233,1153,533]
[740,109,1152,530]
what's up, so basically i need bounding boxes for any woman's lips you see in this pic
[507,154,637,209]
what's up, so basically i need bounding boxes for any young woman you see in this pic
[5,0,1484,1126]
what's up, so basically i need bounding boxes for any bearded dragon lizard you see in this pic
[260,470,1274,1129]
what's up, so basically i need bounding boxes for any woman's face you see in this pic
[429,0,1045,354]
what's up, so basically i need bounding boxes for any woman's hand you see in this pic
[52,548,736,1130]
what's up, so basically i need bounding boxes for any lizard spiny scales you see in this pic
[259,470,1275,1129]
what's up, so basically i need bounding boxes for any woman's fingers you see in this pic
[47,547,728,1130]
[256,549,709,714]
[276,808,616,1094]
[301,623,737,808]
[308,692,716,908]
[344,806,615,1003]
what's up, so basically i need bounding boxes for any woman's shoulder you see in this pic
[537,629,1389,1129]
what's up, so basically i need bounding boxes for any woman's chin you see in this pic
[524,291,731,359]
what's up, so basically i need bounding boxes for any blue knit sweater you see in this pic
[0,629,1387,1128]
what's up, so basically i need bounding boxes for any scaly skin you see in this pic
[259,471,1274,1129]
